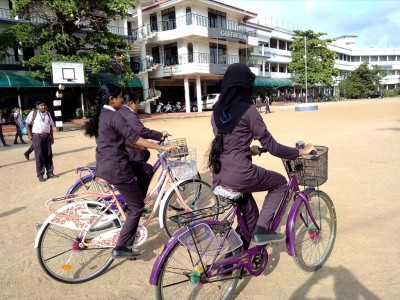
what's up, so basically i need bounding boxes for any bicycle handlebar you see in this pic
[258,142,317,156]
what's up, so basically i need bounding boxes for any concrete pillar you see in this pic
[184,76,190,113]
[196,76,202,112]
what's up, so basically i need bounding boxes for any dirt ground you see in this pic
[0,99,399,300]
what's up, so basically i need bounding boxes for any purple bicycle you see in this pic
[149,145,336,299]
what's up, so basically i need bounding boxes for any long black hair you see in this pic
[85,82,122,138]
[207,63,255,174]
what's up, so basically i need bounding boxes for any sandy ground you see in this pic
[0,98,399,300]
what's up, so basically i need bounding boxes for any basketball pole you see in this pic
[54,84,64,131]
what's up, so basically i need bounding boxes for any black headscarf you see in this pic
[213,63,256,134]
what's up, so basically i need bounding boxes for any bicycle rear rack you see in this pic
[169,205,225,227]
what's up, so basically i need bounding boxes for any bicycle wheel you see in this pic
[163,179,219,238]
[155,224,240,300]
[36,203,122,284]
[293,190,337,271]
[168,172,201,210]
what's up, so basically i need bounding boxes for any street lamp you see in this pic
[294,35,318,112]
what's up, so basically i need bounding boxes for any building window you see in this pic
[164,43,178,66]
[361,56,369,62]
[370,56,378,62]
[351,56,360,62]
[270,38,277,49]
[210,43,226,64]
[279,40,286,50]
[150,13,158,32]
[152,47,160,64]
[161,8,176,31]
[186,7,192,25]
[208,8,226,28]
[187,43,193,63]
[388,55,396,61]
[379,56,387,61]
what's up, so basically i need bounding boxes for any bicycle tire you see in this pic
[155,224,240,300]
[168,172,201,210]
[162,179,219,238]
[36,203,121,284]
[293,190,337,271]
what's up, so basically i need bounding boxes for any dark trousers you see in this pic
[129,160,154,198]
[14,124,25,143]
[0,125,6,145]
[25,144,34,155]
[33,133,53,176]
[239,170,287,234]
[113,178,144,248]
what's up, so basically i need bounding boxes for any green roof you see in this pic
[254,77,292,87]
[0,70,142,88]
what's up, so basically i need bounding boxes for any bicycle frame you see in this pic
[149,175,322,285]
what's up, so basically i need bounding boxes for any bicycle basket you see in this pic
[283,145,328,187]
[167,147,197,180]
[178,223,242,257]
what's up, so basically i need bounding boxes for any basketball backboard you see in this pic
[51,62,85,84]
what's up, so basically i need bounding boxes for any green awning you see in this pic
[0,70,52,87]
[254,77,292,87]
[0,70,142,88]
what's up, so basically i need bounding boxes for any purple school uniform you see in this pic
[211,105,299,233]
[94,107,143,248]
[117,105,163,161]
[94,108,139,184]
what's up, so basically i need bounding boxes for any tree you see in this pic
[4,0,135,85]
[341,62,382,98]
[289,30,339,89]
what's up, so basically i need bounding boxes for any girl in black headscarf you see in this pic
[208,63,314,247]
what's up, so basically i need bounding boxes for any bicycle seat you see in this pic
[213,185,242,200]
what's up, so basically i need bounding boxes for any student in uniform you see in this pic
[85,83,177,259]
[207,63,315,248]
[25,100,56,182]
[12,107,27,145]
[118,92,169,197]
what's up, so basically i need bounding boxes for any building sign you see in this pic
[208,28,248,43]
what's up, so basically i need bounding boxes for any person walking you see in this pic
[118,92,169,197]
[84,83,177,259]
[25,100,56,182]
[207,63,314,249]
[265,95,271,114]
[0,111,10,147]
[255,95,262,112]
[12,107,27,145]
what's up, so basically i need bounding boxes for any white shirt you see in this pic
[26,110,54,134]
[13,111,22,125]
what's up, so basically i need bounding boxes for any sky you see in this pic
[218,0,400,48]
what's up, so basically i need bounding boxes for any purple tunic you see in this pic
[95,108,139,184]
[117,105,163,161]
[211,105,299,191]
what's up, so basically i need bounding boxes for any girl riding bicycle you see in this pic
[85,83,177,259]
[207,63,315,248]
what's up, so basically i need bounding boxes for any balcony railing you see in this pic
[0,55,21,65]
[131,52,258,72]
[0,8,11,19]
[130,13,257,41]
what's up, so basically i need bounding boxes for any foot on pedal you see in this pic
[251,225,286,246]
[112,246,140,259]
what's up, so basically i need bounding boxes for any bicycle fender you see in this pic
[285,188,314,256]
[149,219,225,285]
[157,179,187,229]
[65,174,94,195]
[34,201,108,249]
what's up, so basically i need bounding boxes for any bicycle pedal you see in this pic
[127,257,137,261]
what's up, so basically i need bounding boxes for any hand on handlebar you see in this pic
[299,143,316,156]
[161,131,170,139]
[250,145,262,156]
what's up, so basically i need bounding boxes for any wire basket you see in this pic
[282,145,328,187]
[178,223,243,257]
[167,147,197,180]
